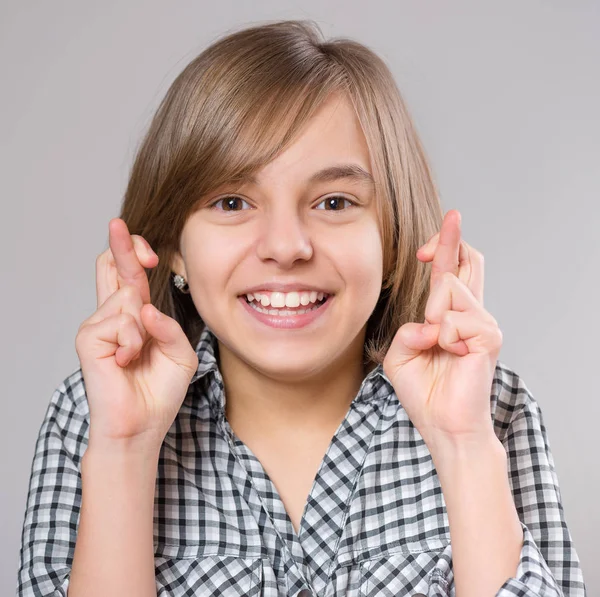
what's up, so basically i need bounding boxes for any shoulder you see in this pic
[30,366,91,466]
[491,358,542,442]
[42,366,90,432]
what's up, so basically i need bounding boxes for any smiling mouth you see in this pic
[243,294,330,315]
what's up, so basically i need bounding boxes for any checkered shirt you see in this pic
[17,325,587,596]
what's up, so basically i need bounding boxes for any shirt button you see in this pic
[297,591,313,597]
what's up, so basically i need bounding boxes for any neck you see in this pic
[218,338,372,445]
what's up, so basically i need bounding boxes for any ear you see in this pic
[170,251,187,278]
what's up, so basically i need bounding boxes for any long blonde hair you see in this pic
[119,19,443,367]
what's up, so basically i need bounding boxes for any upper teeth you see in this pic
[246,291,328,308]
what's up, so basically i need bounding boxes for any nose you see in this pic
[255,205,313,268]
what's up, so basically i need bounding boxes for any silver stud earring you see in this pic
[173,273,190,294]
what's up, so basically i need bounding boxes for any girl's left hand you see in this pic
[382,209,502,447]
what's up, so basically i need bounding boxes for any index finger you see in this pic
[430,210,461,286]
[108,218,152,304]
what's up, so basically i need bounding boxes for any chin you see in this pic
[243,352,334,383]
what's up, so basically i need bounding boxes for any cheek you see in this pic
[329,225,383,299]
[184,232,241,298]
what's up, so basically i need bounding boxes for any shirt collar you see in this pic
[189,325,394,416]
[190,324,221,385]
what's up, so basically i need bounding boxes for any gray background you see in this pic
[2,1,598,594]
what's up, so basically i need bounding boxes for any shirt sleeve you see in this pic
[491,386,587,596]
[428,366,588,597]
[16,375,88,596]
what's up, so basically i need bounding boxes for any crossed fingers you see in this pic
[416,210,485,307]
[96,218,158,309]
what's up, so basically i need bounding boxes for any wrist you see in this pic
[425,429,506,473]
[81,441,161,497]
[84,433,163,467]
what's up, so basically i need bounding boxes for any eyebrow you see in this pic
[242,163,376,188]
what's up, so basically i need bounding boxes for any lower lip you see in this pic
[238,295,333,329]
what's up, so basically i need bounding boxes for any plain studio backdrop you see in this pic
[1,1,598,594]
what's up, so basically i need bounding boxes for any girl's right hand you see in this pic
[75,218,199,448]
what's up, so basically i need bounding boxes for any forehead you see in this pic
[246,93,373,187]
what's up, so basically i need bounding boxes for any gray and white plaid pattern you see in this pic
[17,325,587,596]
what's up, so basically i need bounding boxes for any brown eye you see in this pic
[315,195,356,211]
[211,196,251,211]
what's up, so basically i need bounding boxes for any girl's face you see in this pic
[172,93,383,381]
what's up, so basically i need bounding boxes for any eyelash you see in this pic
[208,195,357,212]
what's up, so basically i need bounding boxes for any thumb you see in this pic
[140,303,198,375]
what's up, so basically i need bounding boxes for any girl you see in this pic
[17,19,586,597]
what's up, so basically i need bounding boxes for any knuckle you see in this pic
[134,330,144,346]
[489,333,503,353]
[76,318,89,335]
[75,325,91,351]
[117,312,135,328]
[135,334,145,351]
[96,248,114,269]
[494,326,503,343]
[74,332,84,352]
[76,319,92,338]
[129,336,143,355]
